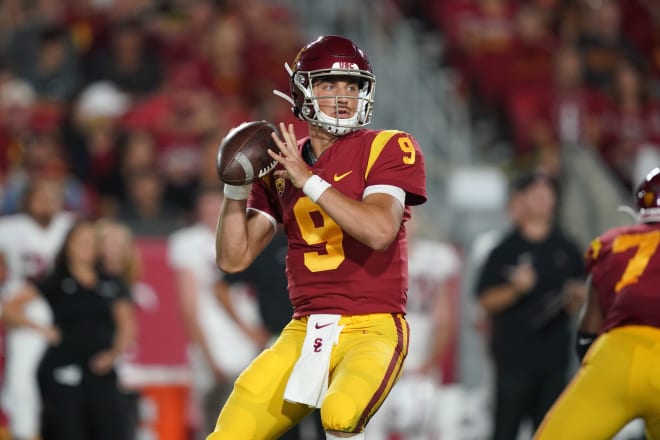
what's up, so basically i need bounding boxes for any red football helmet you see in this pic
[274,35,375,136]
[636,167,660,222]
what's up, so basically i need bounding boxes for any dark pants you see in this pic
[492,366,568,440]
[39,366,128,440]
[278,409,324,440]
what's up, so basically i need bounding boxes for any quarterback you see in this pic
[210,35,427,439]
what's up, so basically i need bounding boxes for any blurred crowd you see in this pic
[405,0,660,190]
[0,0,307,229]
[2,0,658,221]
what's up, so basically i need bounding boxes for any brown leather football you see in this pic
[216,121,280,185]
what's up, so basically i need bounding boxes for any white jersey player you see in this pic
[0,178,74,440]
[167,187,263,439]
[368,235,461,440]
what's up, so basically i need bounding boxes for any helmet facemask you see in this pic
[274,62,375,136]
[292,68,375,136]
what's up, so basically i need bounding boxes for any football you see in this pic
[216,120,280,185]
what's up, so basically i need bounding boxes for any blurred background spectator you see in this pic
[367,208,462,440]
[0,177,74,440]
[2,220,136,440]
[475,172,586,440]
[96,218,142,439]
[167,186,263,439]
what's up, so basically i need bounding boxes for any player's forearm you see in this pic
[111,300,137,356]
[316,190,402,251]
[215,199,253,272]
[2,305,38,330]
[578,283,603,334]
[478,284,523,314]
[185,316,216,368]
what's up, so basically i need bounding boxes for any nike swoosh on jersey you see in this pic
[315,322,333,329]
[333,170,353,181]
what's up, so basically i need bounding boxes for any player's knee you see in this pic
[321,390,362,433]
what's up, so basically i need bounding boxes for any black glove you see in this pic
[576,331,598,362]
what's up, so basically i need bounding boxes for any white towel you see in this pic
[284,314,343,408]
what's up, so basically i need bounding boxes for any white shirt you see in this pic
[405,239,460,370]
[167,224,261,376]
[0,212,75,281]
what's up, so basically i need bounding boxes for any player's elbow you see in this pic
[215,255,248,274]
[365,226,398,252]
[371,238,395,252]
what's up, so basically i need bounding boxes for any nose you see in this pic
[335,82,353,99]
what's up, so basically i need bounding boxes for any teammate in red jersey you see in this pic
[209,35,426,440]
[534,167,660,440]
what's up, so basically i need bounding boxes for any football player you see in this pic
[210,35,427,439]
[0,177,74,440]
[366,209,461,440]
[534,167,660,439]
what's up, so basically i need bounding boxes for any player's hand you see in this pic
[563,279,587,314]
[41,324,61,345]
[89,350,116,375]
[269,122,312,189]
[211,364,230,385]
[408,361,441,381]
[246,326,271,349]
[509,261,536,295]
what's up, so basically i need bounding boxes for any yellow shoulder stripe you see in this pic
[587,237,602,261]
[365,130,402,179]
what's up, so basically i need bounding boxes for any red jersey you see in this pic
[248,129,427,318]
[586,222,660,332]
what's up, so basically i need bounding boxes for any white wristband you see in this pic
[223,184,252,200]
[302,175,331,203]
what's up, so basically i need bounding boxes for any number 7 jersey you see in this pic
[586,222,660,332]
[248,129,427,318]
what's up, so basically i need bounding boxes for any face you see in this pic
[99,223,132,272]
[616,64,640,97]
[519,179,556,220]
[312,77,360,119]
[555,47,582,88]
[197,191,224,230]
[26,179,64,225]
[67,223,98,266]
[122,131,155,172]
